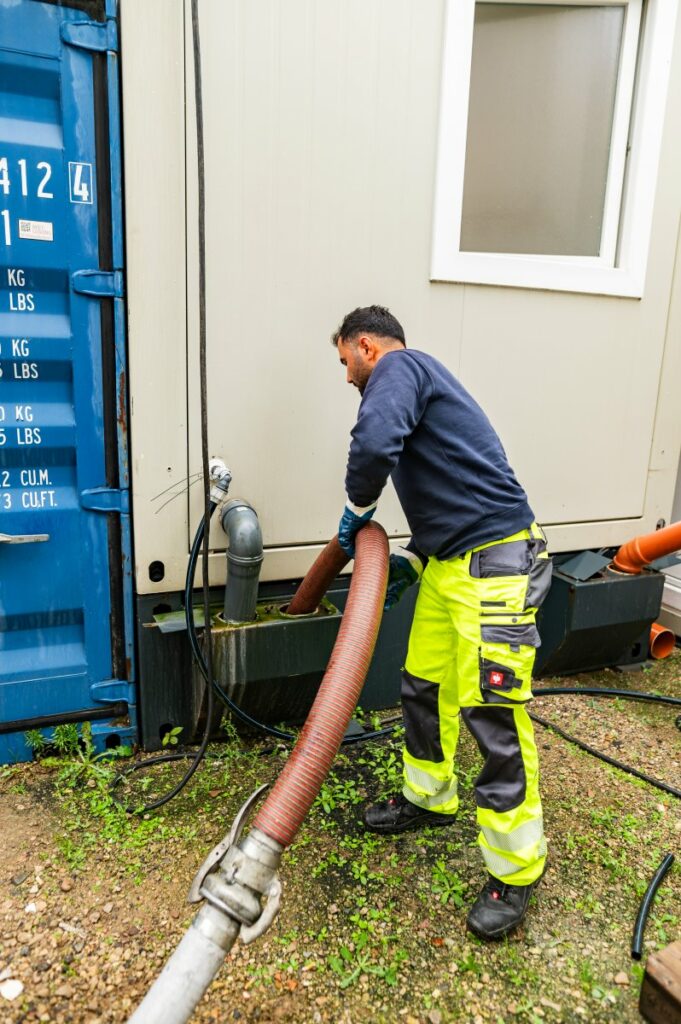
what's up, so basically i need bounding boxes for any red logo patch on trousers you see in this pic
[490,671,505,687]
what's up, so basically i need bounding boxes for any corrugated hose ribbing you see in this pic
[252,522,389,846]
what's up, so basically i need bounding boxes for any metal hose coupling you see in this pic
[187,784,282,943]
[127,787,282,1024]
[208,457,232,505]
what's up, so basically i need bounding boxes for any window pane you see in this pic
[460,3,625,256]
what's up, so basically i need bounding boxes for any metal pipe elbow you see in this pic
[221,500,263,562]
[220,500,264,623]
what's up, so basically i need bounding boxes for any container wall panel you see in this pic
[123,0,681,594]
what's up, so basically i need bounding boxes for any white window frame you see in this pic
[430,0,678,297]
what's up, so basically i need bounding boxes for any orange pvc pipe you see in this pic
[649,622,676,660]
[612,520,681,575]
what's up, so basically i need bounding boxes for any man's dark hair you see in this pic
[331,305,406,347]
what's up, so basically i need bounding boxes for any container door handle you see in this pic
[0,532,50,544]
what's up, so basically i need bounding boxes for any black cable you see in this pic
[534,686,681,707]
[192,0,216,754]
[631,853,675,960]
[110,510,221,813]
[529,712,681,800]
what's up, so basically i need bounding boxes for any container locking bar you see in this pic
[71,270,124,299]
[60,19,118,54]
[90,678,136,706]
[80,487,129,514]
[0,532,50,544]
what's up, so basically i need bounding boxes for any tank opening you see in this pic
[105,734,121,749]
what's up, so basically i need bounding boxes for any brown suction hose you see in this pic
[285,536,350,615]
[253,522,389,847]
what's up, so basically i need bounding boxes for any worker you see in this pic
[333,305,551,940]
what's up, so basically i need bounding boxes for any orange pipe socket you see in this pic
[649,622,676,660]
[612,520,681,575]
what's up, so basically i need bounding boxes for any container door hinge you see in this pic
[90,678,135,706]
[71,269,124,298]
[61,19,118,53]
[80,487,129,514]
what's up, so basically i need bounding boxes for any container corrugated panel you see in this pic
[0,0,135,763]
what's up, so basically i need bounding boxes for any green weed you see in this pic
[430,859,466,906]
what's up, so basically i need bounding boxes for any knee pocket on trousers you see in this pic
[461,706,526,812]
[401,669,444,763]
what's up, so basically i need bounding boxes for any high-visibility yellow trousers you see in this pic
[402,523,551,886]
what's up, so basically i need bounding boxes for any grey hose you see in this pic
[128,906,240,1023]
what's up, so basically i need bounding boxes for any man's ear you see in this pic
[359,335,379,361]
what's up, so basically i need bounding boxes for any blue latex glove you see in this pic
[338,499,377,557]
[384,547,424,610]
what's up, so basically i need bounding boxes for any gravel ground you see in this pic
[0,651,679,1024]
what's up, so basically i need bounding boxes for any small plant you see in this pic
[53,723,82,756]
[430,860,466,906]
[327,914,408,989]
[457,952,483,977]
[161,726,183,748]
[25,723,82,758]
[25,729,47,755]
[315,772,363,814]
[39,722,132,794]
[579,958,595,992]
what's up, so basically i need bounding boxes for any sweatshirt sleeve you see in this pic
[345,353,432,507]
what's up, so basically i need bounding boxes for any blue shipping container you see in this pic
[0,0,135,762]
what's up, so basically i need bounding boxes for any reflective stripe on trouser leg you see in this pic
[462,704,546,886]
[401,563,460,815]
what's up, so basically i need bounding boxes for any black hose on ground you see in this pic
[534,686,681,708]
[631,853,675,960]
[529,712,681,800]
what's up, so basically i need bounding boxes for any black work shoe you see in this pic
[362,793,457,834]
[466,873,542,940]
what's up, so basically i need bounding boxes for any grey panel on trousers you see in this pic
[470,540,533,578]
[524,556,554,609]
[461,706,527,812]
[401,669,444,763]
[481,624,541,649]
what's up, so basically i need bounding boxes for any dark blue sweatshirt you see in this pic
[345,349,533,560]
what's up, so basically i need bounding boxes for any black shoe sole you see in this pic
[467,911,530,942]
[362,812,457,835]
